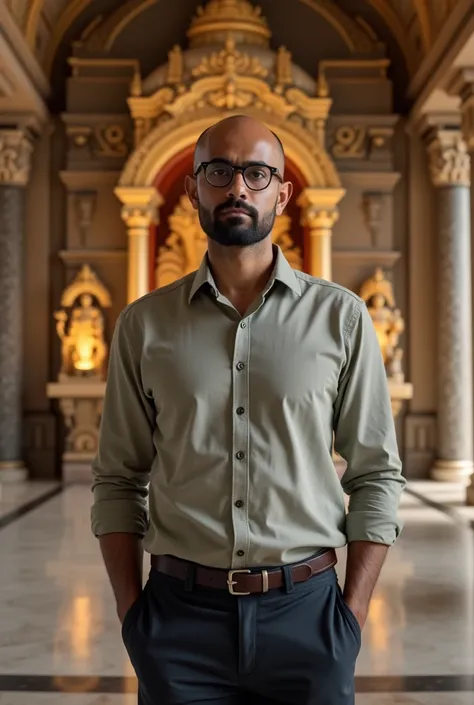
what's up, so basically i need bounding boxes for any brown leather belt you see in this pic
[150,549,337,595]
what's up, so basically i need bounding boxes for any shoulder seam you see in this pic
[123,276,191,315]
[294,272,362,302]
[344,300,362,343]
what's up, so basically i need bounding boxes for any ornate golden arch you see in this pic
[115,6,345,302]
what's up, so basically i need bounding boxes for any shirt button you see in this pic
[236,407,245,415]
[237,550,245,557]
[235,500,244,508]
[236,451,245,460]
[236,362,245,371]
[240,321,247,328]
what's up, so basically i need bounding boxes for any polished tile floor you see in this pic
[0,482,473,704]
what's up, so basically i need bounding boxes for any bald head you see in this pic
[193,115,285,174]
[185,113,293,250]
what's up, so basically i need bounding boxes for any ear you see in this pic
[185,174,199,209]
[275,180,293,216]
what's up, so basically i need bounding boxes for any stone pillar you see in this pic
[115,187,163,303]
[0,129,33,481]
[425,128,474,490]
[297,188,344,280]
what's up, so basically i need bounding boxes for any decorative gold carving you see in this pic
[121,1,339,193]
[168,45,184,84]
[130,69,142,97]
[192,36,268,78]
[0,130,33,186]
[54,265,111,380]
[426,130,470,188]
[94,124,128,157]
[187,0,271,48]
[271,214,302,271]
[331,126,366,159]
[275,46,293,89]
[359,268,405,381]
[155,195,301,288]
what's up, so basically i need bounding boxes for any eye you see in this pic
[245,166,270,183]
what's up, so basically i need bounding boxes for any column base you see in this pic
[430,459,474,483]
[0,460,28,483]
[466,478,474,505]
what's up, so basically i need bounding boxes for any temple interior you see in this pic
[1,0,474,702]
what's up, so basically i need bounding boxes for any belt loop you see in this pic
[282,564,294,593]
[184,563,196,592]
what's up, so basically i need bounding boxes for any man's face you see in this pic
[186,121,293,248]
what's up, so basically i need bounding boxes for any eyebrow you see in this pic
[206,157,272,168]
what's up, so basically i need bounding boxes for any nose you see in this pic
[225,170,248,201]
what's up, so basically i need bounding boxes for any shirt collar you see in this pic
[188,244,302,303]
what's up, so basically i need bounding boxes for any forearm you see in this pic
[343,540,389,628]
[99,533,144,621]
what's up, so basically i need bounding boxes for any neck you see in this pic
[207,238,275,299]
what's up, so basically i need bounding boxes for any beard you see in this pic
[198,197,276,247]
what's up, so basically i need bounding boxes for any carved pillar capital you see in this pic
[425,129,470,188]
[115,186,163,229]
[0,129,34,187]
[447,68,474,151]
[114,187,163,302]
[296,187,344,280]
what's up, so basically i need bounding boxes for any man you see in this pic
[91,114,405,705]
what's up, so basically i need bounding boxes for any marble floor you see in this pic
[0,482,473,704]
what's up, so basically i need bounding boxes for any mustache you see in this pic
[215,198,257,218]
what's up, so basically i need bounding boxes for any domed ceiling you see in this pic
[7,0,457,75]
[5,0,460,112]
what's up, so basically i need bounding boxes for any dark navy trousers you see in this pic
[121,559,361,704]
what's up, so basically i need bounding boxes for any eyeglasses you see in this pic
[194,161,283,191]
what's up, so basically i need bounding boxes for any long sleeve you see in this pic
[333,300,406,545]
[90,307,156,538]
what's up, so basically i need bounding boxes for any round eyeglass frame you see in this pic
[194,161,283,191]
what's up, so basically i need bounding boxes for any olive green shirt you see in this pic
[91,245,405,569]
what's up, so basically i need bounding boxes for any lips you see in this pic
[219,208,250,217]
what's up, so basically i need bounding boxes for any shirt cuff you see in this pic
[345,510,403,545]
[90,499,149,537]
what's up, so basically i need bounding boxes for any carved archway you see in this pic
[115,3,346,302]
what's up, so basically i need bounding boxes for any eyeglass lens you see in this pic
[205,162,272,190]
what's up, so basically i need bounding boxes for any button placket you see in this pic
[231,317,251,567]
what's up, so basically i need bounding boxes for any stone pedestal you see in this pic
[46,380,106,483]
[425,128,474,486]
[0,130,33,482]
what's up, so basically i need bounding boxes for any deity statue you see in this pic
[55,293,107,378]
[53,264,111,380]
[359,268,406,381]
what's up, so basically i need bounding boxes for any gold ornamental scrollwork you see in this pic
[94,124,128,157]
[331,126,366,159]
[426,130,470,188]
[192,36,268,78]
